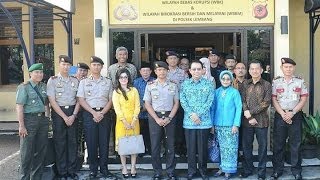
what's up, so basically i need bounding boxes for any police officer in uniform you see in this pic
[16,63,50,180]
[271,58,308,180]
[144,61,180,180]
[77,56,116,179]
[47,55,80,179]
[75,62,89,170]
[166,51,188,156]
[76,63,89,81]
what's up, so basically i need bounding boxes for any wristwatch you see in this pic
[168,116,173,121]
[289,110,296,115]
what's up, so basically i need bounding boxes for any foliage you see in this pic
[302,112,320,145]
[247,30,270,67]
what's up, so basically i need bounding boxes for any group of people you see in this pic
[16,46,308,180]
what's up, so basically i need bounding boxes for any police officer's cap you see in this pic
[209,49,220,56]
[59,55,72,64]
[281,57,296,66]
[154,61,169,70]
[90,56,104,65]
[165,51,178,58]
[225,54,236,60]
[77,63,89,70]
[28,63,43,72]
[141,62,151,69]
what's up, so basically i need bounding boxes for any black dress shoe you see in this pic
[199,173,209,180]
[55,174,67,180]
[167,173,177,180]
[239,172,252,178]
[270,172,283,179]
[69,173,79,180]
[101,171,117,179]
[153,174,161,180]
[294,174,302,180]
[89,172,97,178]
[187,174,195,180]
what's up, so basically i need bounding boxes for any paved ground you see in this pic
[1,119,320,180]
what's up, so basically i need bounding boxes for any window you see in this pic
[0,8,54,85]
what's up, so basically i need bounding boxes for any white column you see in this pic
[93,0,110,77]
[274,0,289,76]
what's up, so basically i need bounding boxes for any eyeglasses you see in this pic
[191,68,202,71]
[119,76,128,79]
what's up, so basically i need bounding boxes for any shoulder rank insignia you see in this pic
[148,80,155,85]
[294,76,302,79]
[51,76,58,79]
[273,76,282,80]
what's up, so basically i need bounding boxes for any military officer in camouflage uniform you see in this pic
[77,56,116,179]
[16,63,50,180]
[165,51,188,156]
[144,61,180,180]
[47,55,80,179]
[271,58,308,180]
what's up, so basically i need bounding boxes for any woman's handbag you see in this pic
[118,129,145,156]
[208,133,220,163]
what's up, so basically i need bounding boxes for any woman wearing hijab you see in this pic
[211,70,242,179]
[199,57,216,88]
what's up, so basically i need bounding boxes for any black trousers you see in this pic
[20,113,48,180]
[184,128,210,175]
[148,112,176,175]
[272,111,303,175]
[242,127,268,178]
[175,106,186,152]
[52,106,78,175]
[140,119,151,153]
[83,110,111,173]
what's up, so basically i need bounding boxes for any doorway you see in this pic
[110,27,273,76]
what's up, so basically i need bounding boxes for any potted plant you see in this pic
[301,112,320,159]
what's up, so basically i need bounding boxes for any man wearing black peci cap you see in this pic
[271,58,308,180]
[208,49,226,88]
[224,54,237,73]
[133,62,155,156]
[77,56,116,179]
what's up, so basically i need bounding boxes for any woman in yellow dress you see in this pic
[112,68,140,178]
